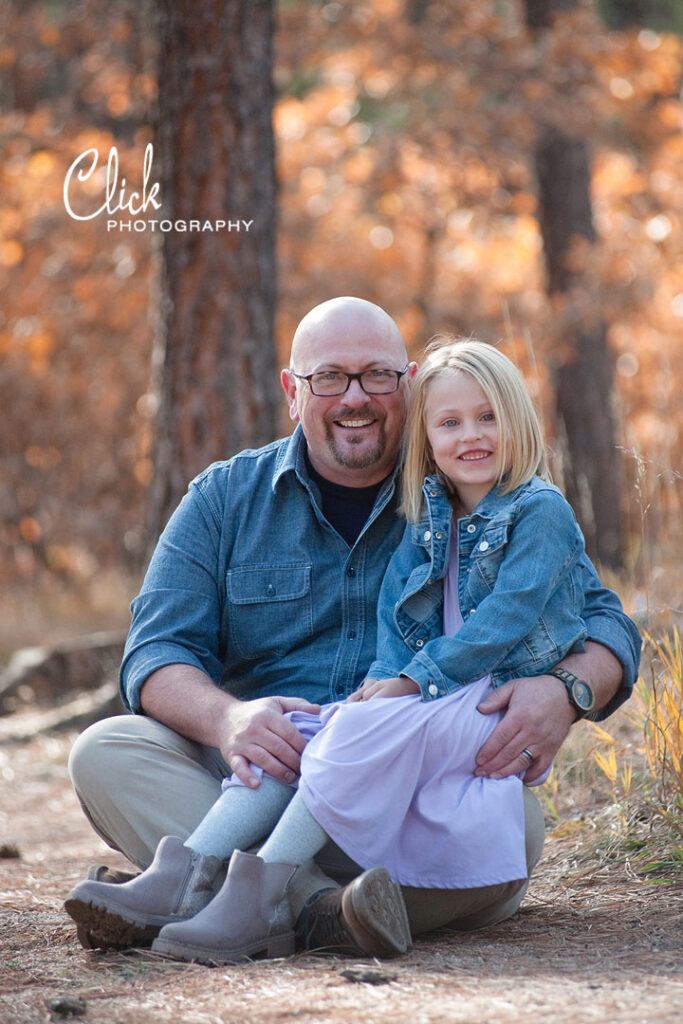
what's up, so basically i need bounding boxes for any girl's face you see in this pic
[424,370,500,513]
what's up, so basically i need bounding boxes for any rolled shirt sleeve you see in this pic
[120,482,225,712]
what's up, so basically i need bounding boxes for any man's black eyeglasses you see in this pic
[290,366,409,397]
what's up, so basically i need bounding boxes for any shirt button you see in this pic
[347,567,356,577]
[467,524,476,534]
[428,683,438,696]
[469,609,475,615]
[266,583,275,595]
[479,540,489,551]
[429,490,438,497]
[416,638,424,647]
[435,531,444,540]
[423,530,431,542]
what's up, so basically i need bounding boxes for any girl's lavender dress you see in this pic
[292,537,531,889]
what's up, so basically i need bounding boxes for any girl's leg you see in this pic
[185,776,294,859]
[258,790,329,865]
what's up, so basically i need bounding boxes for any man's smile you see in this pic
[335,417,376,429]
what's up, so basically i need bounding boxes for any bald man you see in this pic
[69,297,637,956]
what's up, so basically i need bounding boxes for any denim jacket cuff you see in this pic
[584,622,641,720]
[366,660,403,681]
[401,652,455,701]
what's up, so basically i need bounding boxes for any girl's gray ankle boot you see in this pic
[151,850,296,964]
[64,836,224,949]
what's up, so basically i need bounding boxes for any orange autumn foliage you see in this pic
[0,0,681,601]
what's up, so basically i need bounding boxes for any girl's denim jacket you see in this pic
[368,474,637,708]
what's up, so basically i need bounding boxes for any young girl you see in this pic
[65,338,627,964]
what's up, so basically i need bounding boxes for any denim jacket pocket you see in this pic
[470,522,509,590]
[226,564,313,659]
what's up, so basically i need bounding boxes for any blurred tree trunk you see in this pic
[405,0,433,24]
[597,0,683,32]
[525,0,623,569]
[147,0,278,546]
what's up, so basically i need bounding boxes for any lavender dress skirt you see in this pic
[292,674,528,890]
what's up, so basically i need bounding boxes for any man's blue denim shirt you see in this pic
[120,427,406,711]
[368,474,641,717]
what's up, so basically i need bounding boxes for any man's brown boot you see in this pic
[299,867,411,957]
[152,850,296,965]
[64,836,224,949]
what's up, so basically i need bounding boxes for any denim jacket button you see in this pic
[435,531,444,540]
[416,638,424,647]
[466,524,476,534]
[479,540,489,551]
[428,683,438,696]
[423,530,431,542]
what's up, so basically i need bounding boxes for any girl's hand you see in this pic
[347,676,420,701]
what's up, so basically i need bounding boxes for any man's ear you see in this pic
[281,368,300,423]
[406,361,418,382]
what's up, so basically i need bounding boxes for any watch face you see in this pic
[572,679,595,711]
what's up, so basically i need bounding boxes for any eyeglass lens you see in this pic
[310,370,400,395]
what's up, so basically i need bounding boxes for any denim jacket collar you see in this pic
[421,473,539,523]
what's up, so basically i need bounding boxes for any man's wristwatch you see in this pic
[547,667,595,720]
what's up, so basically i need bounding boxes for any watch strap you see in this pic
[547,667,594,719]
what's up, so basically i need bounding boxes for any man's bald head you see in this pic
[290,297,407,372]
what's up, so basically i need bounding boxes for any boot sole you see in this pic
[342,868,412,956]
[151,929,296,965]
[64,896,165,950]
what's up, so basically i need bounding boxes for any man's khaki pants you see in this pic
[69,715,546,935]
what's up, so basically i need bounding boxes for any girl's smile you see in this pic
[424,370,500,513]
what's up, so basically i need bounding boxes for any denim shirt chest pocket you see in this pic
[226,564,313,660]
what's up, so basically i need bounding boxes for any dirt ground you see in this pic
[1,723,682,1024]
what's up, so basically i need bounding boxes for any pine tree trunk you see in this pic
[526,1,623,569]
[147,0,278,544]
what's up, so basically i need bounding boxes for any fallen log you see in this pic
[0,631,126,715]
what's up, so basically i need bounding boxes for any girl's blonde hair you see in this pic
[402,336,550,522]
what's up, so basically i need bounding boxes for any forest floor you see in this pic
[1,717,682,1024]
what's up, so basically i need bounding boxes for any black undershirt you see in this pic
[304,451,387,547]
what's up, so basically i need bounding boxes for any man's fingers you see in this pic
[476,681,513,714]
[475,710,522,769]
[523,753,552,784]
[277,697,321,715]
[246,722,305,774]
[266,712,310,756]
[228,754,260,788]
[242,741,299,784]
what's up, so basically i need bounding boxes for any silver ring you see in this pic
[520,747,534,765]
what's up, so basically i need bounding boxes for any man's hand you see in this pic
[474,675,575,783]
[139,665,320,790]
[218,695,321,788]
[347,676,420,701]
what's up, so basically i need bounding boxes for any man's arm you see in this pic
[474,640,623,783]
[140,664,319,787]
